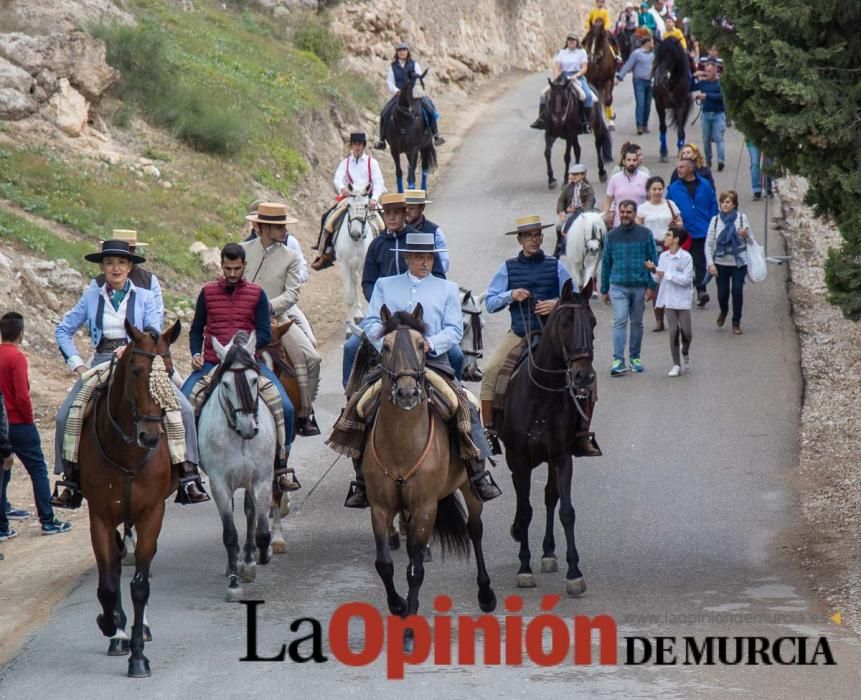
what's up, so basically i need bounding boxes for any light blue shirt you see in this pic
[365,272,463,356]
[484,258,571,313]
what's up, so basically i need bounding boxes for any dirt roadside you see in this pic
[0,70,525,667]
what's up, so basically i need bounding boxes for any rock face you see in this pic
[0,0,132,35]
[45,78,89,137]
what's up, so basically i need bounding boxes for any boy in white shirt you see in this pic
[645,226,693,376]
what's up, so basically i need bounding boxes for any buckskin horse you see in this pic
[584,23,618,130]
[380,70,438,193]
[364,305,496,651]
[497,281,600,597]
[79,320,181,678]
[652,37,692,163]
[544,74,614,188]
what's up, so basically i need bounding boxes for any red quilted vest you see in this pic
[202,278,262,363]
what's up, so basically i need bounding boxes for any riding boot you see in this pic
[466,458,503,502]
[530,103,545,130]
[653,306,665,332]
[344,458,369,509]
[571,387,602,457]
[311,234,335,271]
[175,461,211,504]
[50,460,83,509]
[274,454,301,494]
[480,399,502,456]
[296,412,321,437]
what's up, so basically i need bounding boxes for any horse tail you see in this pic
[594,114,613,164]
[433,493,470,559]
[422,144,438,172]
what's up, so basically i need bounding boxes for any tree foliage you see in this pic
[681,0,861,319]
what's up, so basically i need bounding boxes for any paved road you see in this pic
[3,75,860,698]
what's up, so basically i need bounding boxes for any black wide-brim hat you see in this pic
[84,239,146,264]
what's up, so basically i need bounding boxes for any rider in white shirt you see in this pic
[531,33,594,130]
[312,132,387,271]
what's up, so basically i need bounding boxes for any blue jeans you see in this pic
[0,424,55,528]
[609,285,646,362]
[716,264,747,326]
[574,75,594,109]
[746,144,773,195]
[182,361,295,445]
[701,111,726,166]
[633,78,652,128]
[342,334,465,388]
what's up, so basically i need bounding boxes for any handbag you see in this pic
[746,237,768,283]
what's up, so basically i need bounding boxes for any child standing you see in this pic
[645,226,693,376]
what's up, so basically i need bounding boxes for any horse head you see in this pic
[212,331,260,440]
[545,280,597,401]
[547,75,575,129]
[122,319,181,449]
[379,304,427,411]
[346,189,371,241]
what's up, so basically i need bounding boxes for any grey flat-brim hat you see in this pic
[393,232,448,253]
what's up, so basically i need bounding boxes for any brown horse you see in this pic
[363,305,496,651]
[584,22,618,129]
[80,319,181,678]
[259,320,298,553]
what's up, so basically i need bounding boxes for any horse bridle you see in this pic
[347,195,371,241]
[380,327,427,405]
[104,348,169,447]
[217,363,260,434]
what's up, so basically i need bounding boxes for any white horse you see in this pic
[197,331,277,602]
[334,188,380,323]
[562,211,606,293]
[459,287,485,382]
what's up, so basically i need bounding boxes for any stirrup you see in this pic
[469,469,503,501]
[175,474,211,504]
[485,428,502,456]
[50,480,83,509]
[344,480,369,509]
[572,431,602,457]
[274,468,301,494]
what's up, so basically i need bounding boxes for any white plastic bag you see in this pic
[746,239,767,283]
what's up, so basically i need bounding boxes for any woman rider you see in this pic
[51,239,209,508]
[530,33,594,130]
[374,42,445,151]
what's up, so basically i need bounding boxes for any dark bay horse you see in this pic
[584,23,618,129]
[544,74,613,188]
[381,70,438,193]
[497,281,599,597]
[80,319,181,677]
[652,37,692,162]
[364,305,496,650]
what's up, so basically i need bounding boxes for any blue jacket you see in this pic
[666,175,719,239]
[361,225,446,301]
[56,281,161,369]
[690,77,725,113]
[486,251,571,338]
[364,272,463,356]
[391,59,417,90]
[91,265,164,329]
[600,223,658,293]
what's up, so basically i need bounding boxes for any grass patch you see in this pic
[292,12,342,67]
[0,210,93,275]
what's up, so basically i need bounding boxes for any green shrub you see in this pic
[293,13,342,66]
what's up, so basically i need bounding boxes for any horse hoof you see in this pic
[566,577,587,597]
[517,573,537,589]
[423,545,433,563]
[97,612,118,638]
[599,172,607,183]
[548,180,558,190]
[107,638,130,656]
[660,155,668,164]
[388,595,407,617]
[239,562,256,583]
[541,557,559,573]
[256,546,272,565]
[479,589,497,613]
[226,585,244,602]
[128,656,151,679]
[143,625,152,643]
[271,538,287,554]
[509,523,521,543]
[403,632,415,654]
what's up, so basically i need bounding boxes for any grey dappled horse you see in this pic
[198,331,277,602]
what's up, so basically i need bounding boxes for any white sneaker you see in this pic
[668,365,682,377]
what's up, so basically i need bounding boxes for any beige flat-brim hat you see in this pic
[404,189,435,205]
[505,214,554,236]
[379,192,408,210]
[245,202,299,225]
[110,229,148,247]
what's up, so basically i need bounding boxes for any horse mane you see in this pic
[200,332,258,407]
[653,37,690,80]
[381,311,427,337]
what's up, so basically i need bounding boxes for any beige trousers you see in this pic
[479,331,525,402]
[280,320,321,417]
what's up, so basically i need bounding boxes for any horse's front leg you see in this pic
[372,505,406,616]
[401,506,433,653]
[460,485,497,613]
[509,459,536,588]
[604,82,615,125]
[107,528,131,655]
[212,482,242,601]
[545,134,557,189]
[407,150,418,191]
[392,150,404,193]
[554,454,586,598]
[254,478,273,566]
[541,467,559,574]
[657,102,669,162]
[127,507,163,678]
[92,516,121,640]
[677,122,686,157]
[239,489,257,582]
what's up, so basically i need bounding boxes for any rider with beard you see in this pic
[403,189,450,274]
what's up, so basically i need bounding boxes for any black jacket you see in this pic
[361,225,446,301]
[0,392,12,459]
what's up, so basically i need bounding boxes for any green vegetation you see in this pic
[0,209,92,275]
[293,12,343,66]
[684,0,861,320]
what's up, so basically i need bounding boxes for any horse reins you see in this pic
[216,353,260,435]
[368,409,436,488]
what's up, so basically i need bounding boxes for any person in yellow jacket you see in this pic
[584,0,622,63]
[661,16,687,49]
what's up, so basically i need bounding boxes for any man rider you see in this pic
[344,232,501,508]
[480,215,601,457]
[403,189,450,274]
[312,132,386,271]
[374,42,445,151]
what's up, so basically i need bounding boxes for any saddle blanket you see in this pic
[63,361,186,465]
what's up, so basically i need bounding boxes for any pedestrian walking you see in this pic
[603,143,650,228]
[0,392,14,544]
[746,141,774,200]
[600,200,658,375]
[615,35,654,134]
[706,190,753,334]
[691,59,727,171]
[646,226,693,376]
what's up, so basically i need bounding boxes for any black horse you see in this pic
[652,37,692,163]
[380,70,437,192]
[543,74,613,188]
[497,280,600,597]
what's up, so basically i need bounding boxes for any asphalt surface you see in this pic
[2,74,861,698]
